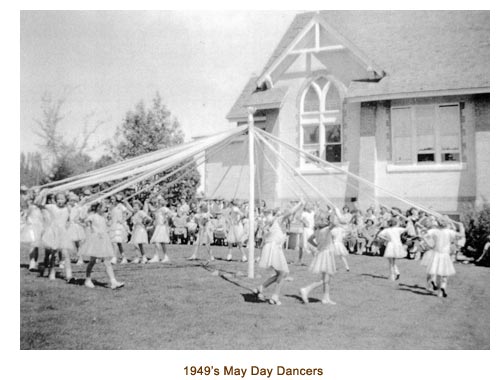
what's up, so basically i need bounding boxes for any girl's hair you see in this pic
[387,218,398,227]
[342,205,350,212]
[314,211,330,229]
[132,199,143,208]
[89,202,101,214]
[437,217,449,228]
[55,192,67,201]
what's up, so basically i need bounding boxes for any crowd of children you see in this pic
[20,187,466,302]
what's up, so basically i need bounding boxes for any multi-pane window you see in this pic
[391,104,461,164]
[300,77,342,167]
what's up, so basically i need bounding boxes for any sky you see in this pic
[20,10,299,158]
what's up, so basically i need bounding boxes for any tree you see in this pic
[33,89,106,181]
[110,93,200,202]
[112,93,184,160]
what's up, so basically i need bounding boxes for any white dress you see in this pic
[129,210,149,245]
[20,205,44,246]
[79,213,115,259]
[108,204,130,243]
[41,204,75,251]
[259,219,289,273]
[379,227,407,259]
[425,228,457,276]
[196,212,214,245]
[150,207,171,243]
[227,206,244,244]
[331,227,349,257]
[310,227,337,275]
[300,211,315,253]
[67,205,87,242]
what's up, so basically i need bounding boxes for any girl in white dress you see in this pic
[79,203,124,289]
[300,210,338,305]
[253,201,304,305]
[146,196,172,263]
[188,203,214,261]
[332,224,350,271]
[36,190,75,282]
[423,217,464,297]
[67,193,87,265]
[129,200,152,264]
[20,193,45,271]
[297,204,315,266]
[377,218,411,281]
[107,194,132,264]
[225,201,247,262]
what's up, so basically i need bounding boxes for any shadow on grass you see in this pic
[285,294,321,304]
[241,293,267,303]
[398,283,435,296]
[360,273,387,280]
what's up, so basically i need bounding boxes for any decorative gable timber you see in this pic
[256,12,385,88]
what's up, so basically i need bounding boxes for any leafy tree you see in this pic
[49,152,94,182]
[110,93,199,202]
[112,93,184,160]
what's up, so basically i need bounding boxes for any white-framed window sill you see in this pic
[386,163,467,173]
[298,162,349,175]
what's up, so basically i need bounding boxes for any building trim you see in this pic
[346,87,490,103]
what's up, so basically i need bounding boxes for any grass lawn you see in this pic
[20,243,489,350]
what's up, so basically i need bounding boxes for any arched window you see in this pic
[300,77,342,166]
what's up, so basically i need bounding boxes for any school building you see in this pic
[204,10,490,215]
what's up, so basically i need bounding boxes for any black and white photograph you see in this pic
[13,4,494,379]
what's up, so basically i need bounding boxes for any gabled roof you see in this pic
[227,10,489,120]
[226,77,288,120]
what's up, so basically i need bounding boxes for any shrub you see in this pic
[463,203,490,266]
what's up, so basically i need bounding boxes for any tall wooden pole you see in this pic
[247,107,256,278]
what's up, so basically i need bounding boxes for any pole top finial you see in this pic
[247,106,256,115]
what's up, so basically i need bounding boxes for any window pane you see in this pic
[325,85,341,111]
[442,153,460,162]
[325,144,341,162]
[303,125,319,144]
[415,105,435,154]
[438,105,460,151]
[392,108,412,163]
[303,86,320,112]
[417,153,435,162]
[325,124,341,143]
[304,147,320,164]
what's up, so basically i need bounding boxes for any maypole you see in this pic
[247,107,256,279]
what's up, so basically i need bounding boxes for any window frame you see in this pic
[299,79,343,168]
[390,102,462,166]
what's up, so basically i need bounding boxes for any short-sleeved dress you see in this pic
[79,213,115,258]
[310,227,337,275]
[331,227,349,257]
[424,228,457,277]
[378,227,407,259]
[67,204,87,242]
[41,204,75,251]
[150,207,171,243]
[259,218,289,273]
[300,211,315,252]
[227,207,244,244]
[196,212,214,245]
[20,205,44,246]
[108,204,130,243]
[129,210,149,245]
